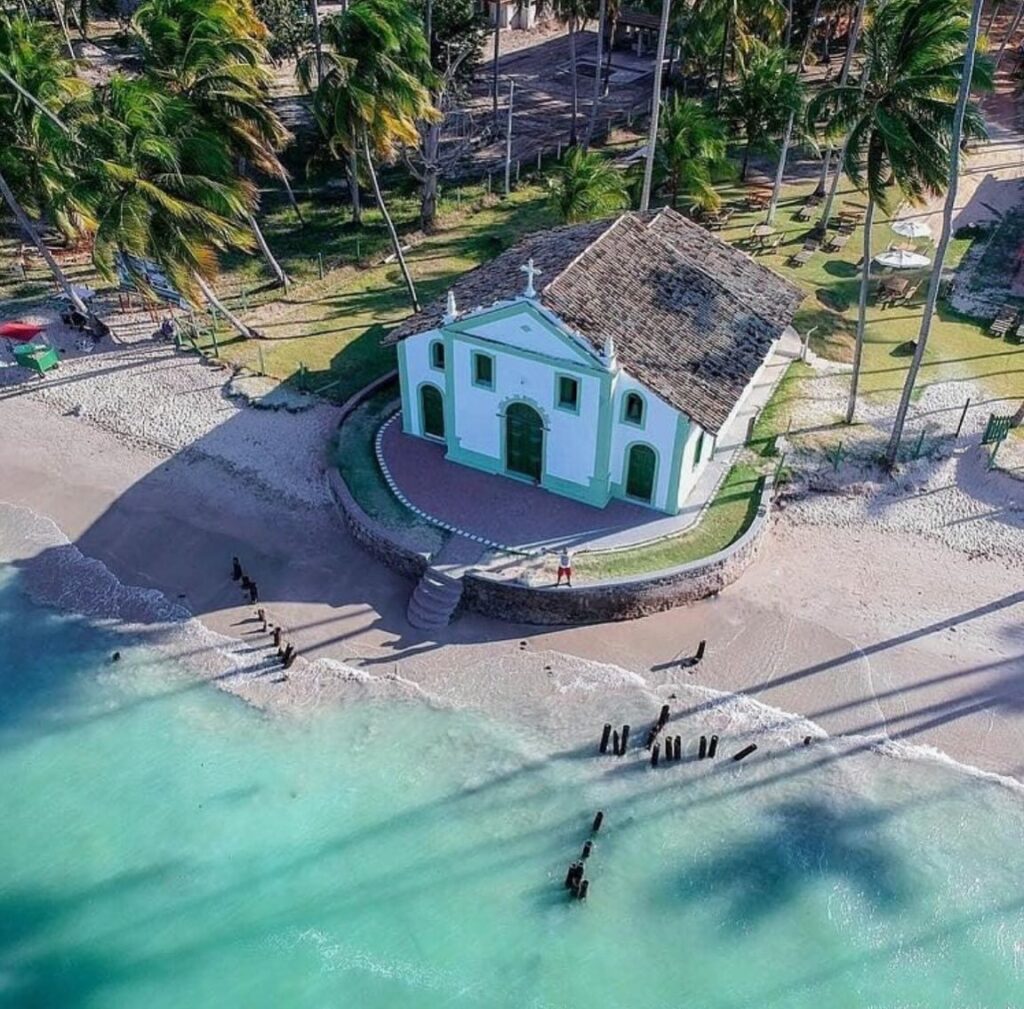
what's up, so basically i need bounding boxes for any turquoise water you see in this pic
[2,566,1024,1009]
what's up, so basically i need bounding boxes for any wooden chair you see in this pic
[989,306,1018,337]
[789,243,817,267]
[827,232,851,252]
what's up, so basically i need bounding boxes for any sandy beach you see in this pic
[0,331,1021,783]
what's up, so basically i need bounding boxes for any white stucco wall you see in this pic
[677,423,712,510]
[607,372,681,512]
[451,338,603,489]
[399,328,445,437]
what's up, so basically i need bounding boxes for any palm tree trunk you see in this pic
[568,16,580,145]
[0,167,89,316]
[246,212,290,289]
[584,0,608,149]
[420,121,441,231]
[885,0,984,466]
[640,0,672,211]
[193,273,255,339]
[996,0,1024,63]
[846,194,875,425]
[348,147,362,225]
[986,1,1002,37]
[798,0,823,72]
[766,109,795,223]
[362,132,420,311]
[714,8,732,111]
[604,8,617,96]
[817,0,867,218]
[1012,399,1024,425]
[51,0,75,61]
[310,0,324,85]
[784,0,794,48]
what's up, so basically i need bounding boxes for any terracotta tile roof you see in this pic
[386,208,803,433]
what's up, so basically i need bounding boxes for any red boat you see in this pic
[0,321,48,343]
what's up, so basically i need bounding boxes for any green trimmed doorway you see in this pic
[505,402,543,481]
[421,385,445,439]
[625,443,656,503]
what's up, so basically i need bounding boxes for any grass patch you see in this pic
[334,382,445,552]
[574,465,763,582]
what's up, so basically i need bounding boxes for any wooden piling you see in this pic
[612,729,620,756]
[698,735,707,760]
[658,704,670,728]
[578,878,589,901]
[674,736,682,761]
[651,742,660,767]
[591,810,604,833]
[620,724,630,753]
[581,840,593,860]
[599,723,612,754]
[708,735,719,759]
[732,743,758,762]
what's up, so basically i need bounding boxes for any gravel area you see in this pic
[0,298,339,508]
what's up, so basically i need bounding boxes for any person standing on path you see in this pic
[556,548,573,588]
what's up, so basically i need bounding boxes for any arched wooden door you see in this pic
[420,385,445,439]
[625,443,656,503]
[505,402,543,481]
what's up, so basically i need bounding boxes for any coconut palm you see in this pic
[809,0,990,425]
[132,0,295,287]
[583,0,607,148]
[304,0,438,310]
[653,95,726,211]
[639,0,672,211]
[547,145,629,222]
[0,12,90,312]
[75,75,258,334]
[885,0,989,465]
[724,40,804,181]
[1012,399,1024,426]
[553,0,594,147]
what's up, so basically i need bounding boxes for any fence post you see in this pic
[257,342,266,376]
[912,429,926,459]
[318,252,324,280]
[955,397,971,438]
[537,148,542,171]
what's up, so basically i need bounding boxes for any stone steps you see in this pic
[406,566,464,630]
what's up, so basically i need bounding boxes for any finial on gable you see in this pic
[603,333,617,371]
[443,289,458,323]
[520,258,541,299]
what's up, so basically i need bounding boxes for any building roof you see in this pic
[387,208,804,433]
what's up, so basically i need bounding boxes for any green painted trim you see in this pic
[497,395,546,481]
[592,369,614,492]
[442,329,457,452]
[664,413,691,516]
[415,380,446,441]
[428,337,445,371]
[542,471,612,508]
[620,390,647,430]
[397,339,415,435]
[447,440,503,476]
[446,325,607,378]
[446,300,600,368]
[611,438,663,510]
[471,349,495,390]
[554,371,581,415]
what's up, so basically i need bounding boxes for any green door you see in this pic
[626,444,656,502]
[421,385,445,439]
[505,402,543,481]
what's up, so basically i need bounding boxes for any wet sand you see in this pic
[1,392,1021,782]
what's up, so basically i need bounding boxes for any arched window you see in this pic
[430,339,445,370]
[623,392,644,426]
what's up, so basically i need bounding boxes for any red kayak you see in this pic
[0,321,47,342]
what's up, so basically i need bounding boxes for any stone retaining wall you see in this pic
[332,375,773,625]
[330,370,431,583]
[461,482,772,624]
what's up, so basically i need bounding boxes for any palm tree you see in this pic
[583,0,607,148]
[547,145,629,221]
[132,0,295,287]
[653,95,726,211]
[554,0,593,147]
[1012,399,1024,426]
[885,0,990,465]
[306,0,438,310]
[724,40,803,181]
[640,0,672,211]
[0,12,90,313]
[809,0,990,425]
[76,76,259,336]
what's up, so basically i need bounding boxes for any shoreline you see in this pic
[0,372,1022,784]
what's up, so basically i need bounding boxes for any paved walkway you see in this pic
[377,331,802,554]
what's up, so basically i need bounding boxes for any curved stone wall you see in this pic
[332,375,773,625]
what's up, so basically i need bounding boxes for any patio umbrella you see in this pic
[0,321,47,343]
[891,219,932,239]
[874,249,932,270]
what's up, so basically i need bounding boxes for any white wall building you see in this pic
[388,209,802,515]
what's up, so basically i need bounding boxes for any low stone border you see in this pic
[375,412,536,556]
[332,374,775,624]
[462,478,772,624]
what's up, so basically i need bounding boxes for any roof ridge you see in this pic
[541,213,630,298]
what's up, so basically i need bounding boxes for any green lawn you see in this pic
[574,465,764,582]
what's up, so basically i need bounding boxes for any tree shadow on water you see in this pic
[663,799,911,926]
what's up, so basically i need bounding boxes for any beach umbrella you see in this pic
[874,249,932,270]
[891,219,932,239]
[0,321,47,342]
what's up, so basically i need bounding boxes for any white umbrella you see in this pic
[891,219,932,239]
[874,249,932,270]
